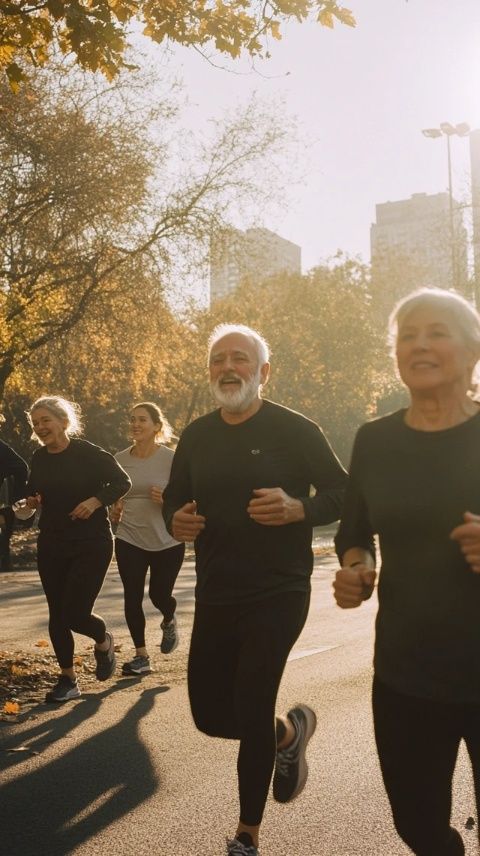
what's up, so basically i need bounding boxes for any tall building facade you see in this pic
[210,227,301,303]
[370,192,468,315]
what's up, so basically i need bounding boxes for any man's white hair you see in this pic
[207,324,270,366]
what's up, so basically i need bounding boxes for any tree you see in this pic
[0,1,356,89]
[0,67,295,402]
[3,264,186,456]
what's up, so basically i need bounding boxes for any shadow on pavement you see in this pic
[0,682,168,855]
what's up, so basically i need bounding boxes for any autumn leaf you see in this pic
[34,640,49,648]
[335,7,356,27]
[318,10,334,27]
[0,46,16,65]
[3,701,20,714]
[6,62,26,94]
[11,665,30,676]
[46,0,65,20]
[270,21,282,40]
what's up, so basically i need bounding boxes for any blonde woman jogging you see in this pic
[112,402,184,676]
[25,396,131,702]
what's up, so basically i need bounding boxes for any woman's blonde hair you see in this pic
[28,396,83,441]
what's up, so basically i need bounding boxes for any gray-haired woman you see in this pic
[334,287,480,856]
[25,396,131,702]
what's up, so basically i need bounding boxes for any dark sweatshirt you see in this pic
[0,440,28,504]
[27,438,131,540]
[163,400,347,605]
[335,408,480,704]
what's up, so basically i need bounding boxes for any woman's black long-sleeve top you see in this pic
[26,438,131,540]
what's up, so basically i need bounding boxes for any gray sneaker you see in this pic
[45,675,81,703]
[160,615,179,654]
[94,631,116,681]
[226,838,258,855]
[272,703,317,803]
[122,655,151,675]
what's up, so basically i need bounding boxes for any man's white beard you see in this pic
[210,369,261,414]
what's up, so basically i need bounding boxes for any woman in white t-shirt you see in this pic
[112,402,185,675]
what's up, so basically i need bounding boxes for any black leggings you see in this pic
[373,676,480,856]
[37,534,113,670]
[188,591,310,827]
[115,539,185,649]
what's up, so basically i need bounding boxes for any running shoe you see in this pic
[45,675,81,703]
[272,703,317,803]
[121,655,151,675]
[160,615,179,654]
[94,631,116,681]
[226,837,258,855]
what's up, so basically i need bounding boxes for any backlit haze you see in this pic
[139,0,480,289]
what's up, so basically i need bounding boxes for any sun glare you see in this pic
[461,25,480,130]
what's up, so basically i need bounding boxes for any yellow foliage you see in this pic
[270,21,282,41]
[0,45,16,64]
[0,0,357,84]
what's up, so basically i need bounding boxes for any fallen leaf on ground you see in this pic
[34,640,49,648]
[3,701,20,714]
[11,665,31,677]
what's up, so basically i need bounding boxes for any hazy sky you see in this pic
[145,0,480,274]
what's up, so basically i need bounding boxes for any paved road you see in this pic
[1,555,479,855]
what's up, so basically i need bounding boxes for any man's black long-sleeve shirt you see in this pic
[163,400,347,604]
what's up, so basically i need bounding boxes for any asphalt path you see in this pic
[1,554,479,856]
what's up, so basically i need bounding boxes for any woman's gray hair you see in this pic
[28,396,83,438]
[207,324,270,366]
[388,287,480,389]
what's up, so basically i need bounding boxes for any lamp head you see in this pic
[440,122,456,135]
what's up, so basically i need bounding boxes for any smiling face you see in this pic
[30,407,69,449]
[396,305,476,395]
[209,332,269,415]
[130,407,161,444]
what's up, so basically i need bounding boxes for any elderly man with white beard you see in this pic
[162,323,347,856]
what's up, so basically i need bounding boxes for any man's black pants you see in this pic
[188,590,310,826]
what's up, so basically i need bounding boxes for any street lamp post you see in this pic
[421,122,470,292]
